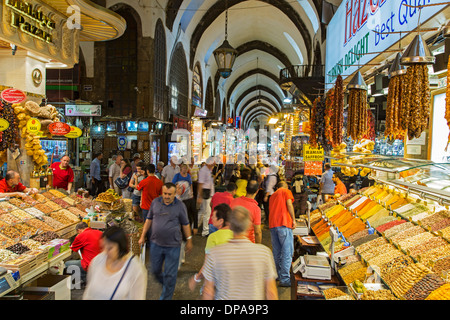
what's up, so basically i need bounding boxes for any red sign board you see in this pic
[1,88,27,104]
[304,161,323,176]
[48,122,71,136]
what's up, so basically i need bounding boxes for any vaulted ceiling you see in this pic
[162,0,331,128]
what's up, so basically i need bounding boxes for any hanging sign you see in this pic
[118,136,127,151]
[65,126,83,139]
[1,88,27,104]
[0,119,10,132]
[48,122,71,136]
[303,144,324,162]
[305,161,323,176]
[26,118,41,134]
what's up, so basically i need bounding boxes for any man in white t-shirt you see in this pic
[109,154,123,195]
[161,156,180,183]
[197,157,215,237]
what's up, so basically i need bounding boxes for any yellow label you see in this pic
[0,119,10,132]
[26,118,41,133]
[65,126,82,139]
[303,144,325,161]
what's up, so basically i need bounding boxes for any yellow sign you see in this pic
[65,126,82,139]
[0,119,10,132]
[26,118,41,133]
[303,144,324,162]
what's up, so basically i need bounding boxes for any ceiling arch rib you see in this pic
[233,85,283,115]
[237,91,280,116]
[244,108,272,129]
[242,104,274,124]
[241,101,278,120]
[241,103,276,126]
[226,68,280,105]
[189,0,313,70]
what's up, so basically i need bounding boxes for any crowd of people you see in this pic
[57,152,304,300]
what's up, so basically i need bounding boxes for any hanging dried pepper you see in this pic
[400,64,431,140]
[347,88,368,142]
[385,73,406,139]
[331,75,344,147]
[309,97,319,148]
[445,56,450,150]
[325,88,335,146]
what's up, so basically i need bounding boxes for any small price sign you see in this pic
[0,119,10,132]
[26,118,41,134]
[65,126,82,139]
[303,144,324,162]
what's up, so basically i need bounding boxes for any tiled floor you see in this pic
[71,225,291,300]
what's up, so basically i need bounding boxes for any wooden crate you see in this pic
[55,222,77,239]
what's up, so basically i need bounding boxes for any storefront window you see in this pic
[192,63,202,110]
[154,19,167,121]
[169,42,189,117]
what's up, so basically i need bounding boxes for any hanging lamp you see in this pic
[213,0,238,79]
[400,34,435,65]
[388,52,407,78]
[347,71,367,91]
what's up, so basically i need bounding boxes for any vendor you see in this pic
[332,172,347,197]
[50,155,74,192]
[0,170,38,198]
[319,163,335,203]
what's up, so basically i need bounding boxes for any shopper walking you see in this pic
[128,163,147,221]
[89,152,103,196]
[230,180,262,243]
[109,154,123,195]
[319,163,335,203]
[83,226,147,300]
[201,206,278,300]
[138,183,193,300]
[156,161,164,180]
[208,182,237,234]
[161,156,180,183]
[197,157,215,237]
[136,164,163,221]
[268,181,296,287]
[263,165,279,225]
[188,203,233,292]
[119,159,133,199]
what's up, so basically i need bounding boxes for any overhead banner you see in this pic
[325,0,448,90]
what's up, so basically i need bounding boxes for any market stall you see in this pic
[293,160,450,300]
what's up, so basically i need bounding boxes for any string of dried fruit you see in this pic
[332,75,344,147]
[363,109,375,141]
[316,98,331,151]
[309,97,319,148]
[445,56,450,149]
[0,101,18,152]
[347,88,368,141]
[325,88,335,146]
[385,74,406,139]
[401,64,431,140]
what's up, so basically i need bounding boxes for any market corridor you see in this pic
[70,226,291,300]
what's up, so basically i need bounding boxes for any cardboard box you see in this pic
[25,275,71,300]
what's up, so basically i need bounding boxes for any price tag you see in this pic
[0,119,10,132]
[26,118,41,134]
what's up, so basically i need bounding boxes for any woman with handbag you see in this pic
[83,226,147,300]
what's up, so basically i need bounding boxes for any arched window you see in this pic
[215,90,221,120]
[192,63,202,113]
[222,98,227,123]
[204,78,213,116]
[105,9,138,117]
[154,19,167,120]
[169,42,189,117]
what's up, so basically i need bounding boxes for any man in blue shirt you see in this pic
[89,152,103,196]
[138,182,193,300]
[319,163,335,203]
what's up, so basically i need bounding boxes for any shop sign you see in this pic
[117,136,127,151]
[1,88,27,103]
[48,122,71,136]
[303,144,324,162]
[305,161,323,176]
[65,105,102,117]
[26,118,41,133]
[325,0,448,89]
[65,126,82,139]
[0,119,10,132]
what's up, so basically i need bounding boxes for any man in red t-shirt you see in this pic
[268,181,296,287]
[65,222,102,285]
[136,164,163,220]
[230,180,262,243]
[50,155,74,192]
[0,170,38,199]
[208,183,236,234]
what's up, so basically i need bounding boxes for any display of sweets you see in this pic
[0,202,18,213]
[20,239,42,250]
[0,234,15,249]
[13,223,38,238]
[32,193,48,203]
[24,207,45,218]
[41,216,65,230]
[44,201,63,211]
[32,231,60,244]
[26,218,55,233]
[361,289,398,300]
[48,189,67,198]
[389,263,431,298]
[52,198,71,209]
[0,225,21,239]
[6,242,30,255]
[62,197,76,206]
[33,204,54,215]
[403,273,446,300]
[7,198,30,209]
[41,191,57,201]
[10,209,34,221]
[426,284,450,300]
[0,249,18,262]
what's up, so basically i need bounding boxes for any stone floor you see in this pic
[71,225,291,301]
